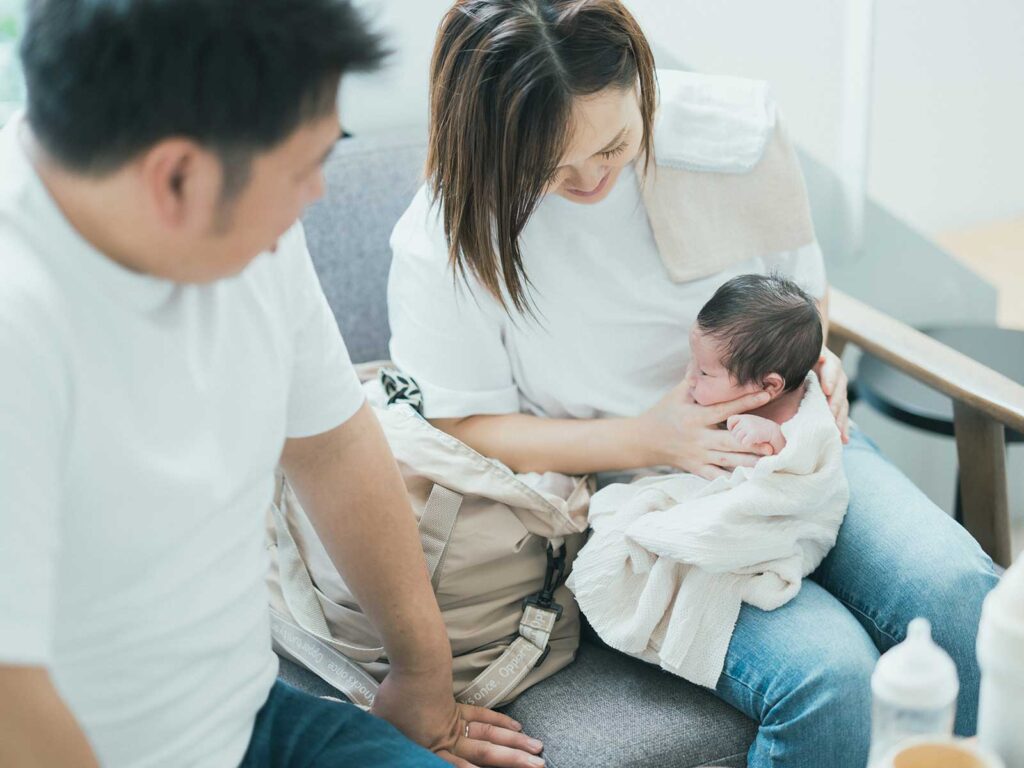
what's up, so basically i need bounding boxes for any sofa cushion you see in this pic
[501,639,755,768]
[301,133,427,364]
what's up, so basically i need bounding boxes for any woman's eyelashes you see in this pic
[546,136,632,183]
[598,140,629,160]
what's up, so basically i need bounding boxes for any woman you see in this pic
[387,2,999,765]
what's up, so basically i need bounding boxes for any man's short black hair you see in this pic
[20,0,386,193]
[696,273,823,393]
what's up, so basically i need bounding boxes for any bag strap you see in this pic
[270,609,379,710]
[454,601,560,708]
[268,478,463,701]
[454,543,566,706]
[419,484,462,590]
[270,479,565,711]
[270,499,384,662]
[271,595,562,712]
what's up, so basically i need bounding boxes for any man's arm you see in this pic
[0,666,99,767]
[0,285,92,765]
[279,403,543,766]
[281,402,450,681]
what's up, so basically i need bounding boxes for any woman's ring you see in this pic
[463,721,471,739]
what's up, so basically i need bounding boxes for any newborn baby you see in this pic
[568,273,847,690]
[687,273,824,455]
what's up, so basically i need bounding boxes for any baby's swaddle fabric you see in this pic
[567,373,849,688]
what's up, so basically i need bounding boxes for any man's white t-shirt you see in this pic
[388,163,826,421]
[0,115,366,766]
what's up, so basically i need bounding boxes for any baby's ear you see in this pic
[762,373,786,398]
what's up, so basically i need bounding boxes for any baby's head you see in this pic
[689,274,823,407]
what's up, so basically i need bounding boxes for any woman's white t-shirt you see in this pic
[388,164,826,420]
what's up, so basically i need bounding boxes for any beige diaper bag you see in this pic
[265,364,590,709]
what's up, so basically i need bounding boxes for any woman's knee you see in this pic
[718,585,879,766]
[723,585,878,724]
[821,430,998,633]
[914,556,998,735]
[763,641,875,725]
[752,640,875,767]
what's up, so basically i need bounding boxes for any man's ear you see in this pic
[762,372,786,398]
[138,139,221,231]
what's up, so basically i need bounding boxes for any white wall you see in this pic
[868,1,1024,232]
[341,1,449,136]
[628,0,1024,234]
[345,0,1024,235]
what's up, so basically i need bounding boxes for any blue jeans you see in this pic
[240,680,446,767]
[713,429,999,768]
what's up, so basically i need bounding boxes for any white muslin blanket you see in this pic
[567,373,849,688]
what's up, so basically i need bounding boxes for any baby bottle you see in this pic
[977,556,1024,768]
[867,617,959,766]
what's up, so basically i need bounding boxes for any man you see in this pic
[0,1,544,766]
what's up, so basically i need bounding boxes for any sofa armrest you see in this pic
[827,288,1024,566]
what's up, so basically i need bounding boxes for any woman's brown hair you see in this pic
[427,0,657,314]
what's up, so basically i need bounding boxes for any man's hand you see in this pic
[374,670,545,767]
[280,403,545,766]
[727,414,785,455]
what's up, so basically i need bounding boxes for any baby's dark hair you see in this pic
[696,274,823,393]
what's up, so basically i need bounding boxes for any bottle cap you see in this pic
[872,618,960,709]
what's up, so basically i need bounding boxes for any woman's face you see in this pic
[544,85,644,205]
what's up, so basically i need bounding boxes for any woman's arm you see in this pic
[433,382,773,479]
[436,287,849,474]
[432,413,645,476]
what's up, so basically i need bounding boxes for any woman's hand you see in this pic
[637,379,773,480]
[373,669,545,767]
[813,348,850,443]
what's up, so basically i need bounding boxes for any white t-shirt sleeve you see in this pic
[281,224,366,438]
[764,239,828,300]
[387,188,520,419]
[0,277,69,665]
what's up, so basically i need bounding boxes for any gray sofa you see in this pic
[279,132,757,767]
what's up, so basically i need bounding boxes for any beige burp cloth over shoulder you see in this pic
[639,70,818,284]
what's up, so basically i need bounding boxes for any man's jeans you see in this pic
[240,680,446,767]
[713,429,1000,767]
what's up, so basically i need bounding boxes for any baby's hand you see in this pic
[727,414,784,455]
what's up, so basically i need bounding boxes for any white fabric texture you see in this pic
[567,374,849,689]
[653,69,776,173]
[0,114,365,767]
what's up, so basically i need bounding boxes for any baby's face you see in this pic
[687,328,764,407]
